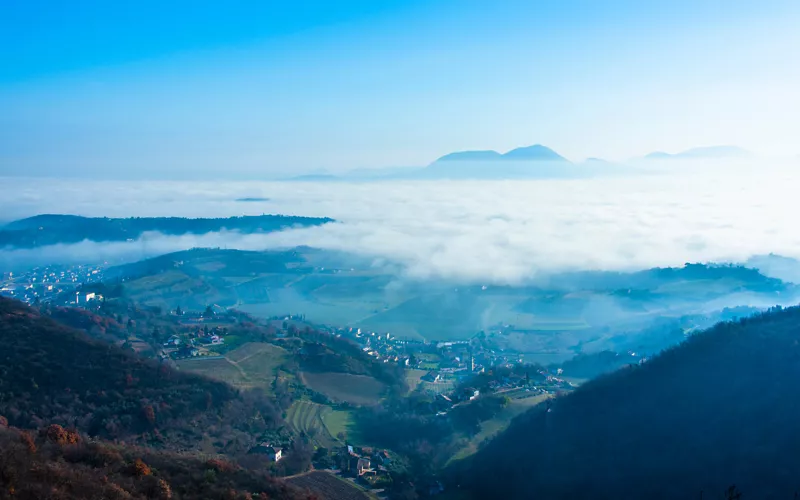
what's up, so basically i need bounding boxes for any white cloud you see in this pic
[2,161,800,284]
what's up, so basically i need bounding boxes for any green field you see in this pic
[286,400,366,449]
[124,270,192,293]
[286,400,339,448]
[229,342,289,389]
[404,368,428,394]
[449,394,551,463]
[175,357,248,387]
[321,408,363,445]
[176,342,289,391]
[300,371,386,406]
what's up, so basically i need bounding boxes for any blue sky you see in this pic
[1,0,798,177]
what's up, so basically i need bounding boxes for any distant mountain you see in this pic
[435,150,505,162]
[424,144,574,179]
[0,214,333,249]
[235,197,270,202]
[644,145,751,160]
[432,144,568,164]
[453,304,800,499]
[746,254,800,284]
[501,144,569,162]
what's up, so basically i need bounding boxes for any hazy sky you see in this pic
[1,0,799,177]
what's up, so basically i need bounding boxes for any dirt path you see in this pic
[230,344,270,364]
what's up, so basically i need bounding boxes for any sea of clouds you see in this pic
[2,162,800,284]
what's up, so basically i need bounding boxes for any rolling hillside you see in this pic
[0,296,286,457]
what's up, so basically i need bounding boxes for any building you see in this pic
[172,347,200,359]
[356,457,373,476]
[163,335,181,347]
[249,442,283,462]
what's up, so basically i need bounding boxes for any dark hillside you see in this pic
[0,424,317,500]
[454,305,800,499]
[0,214,332,248]
[0,297,284,456]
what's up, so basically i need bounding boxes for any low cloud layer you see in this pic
[2,162,800,284]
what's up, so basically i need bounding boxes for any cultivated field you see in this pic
[228,342,289,389]
[321,408,362,445]
[300,371,385,406]
[286,400,363,448]
[286,400,338,448]
[176,342,289,392]
[404,368,428,394]
[286,471,371,500]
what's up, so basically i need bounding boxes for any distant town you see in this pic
[1,263,107,305]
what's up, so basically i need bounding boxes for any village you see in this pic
[123,304,577,402]
[0,263,107,304]
[327,324,577,400]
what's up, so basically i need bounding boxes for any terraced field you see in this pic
[286,400,338,448]
[286,399,364,449]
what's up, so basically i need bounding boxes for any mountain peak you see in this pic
[501,144,568,162]
[432,144,568,164]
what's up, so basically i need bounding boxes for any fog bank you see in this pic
[2,163,800,284]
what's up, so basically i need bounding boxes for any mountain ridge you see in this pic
[0,214,333,249]
[432,144,569,164]
[643,145,750,160]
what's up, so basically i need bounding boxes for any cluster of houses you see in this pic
[340,445,393,483]
[0,264,106,305]
[160,326,227,360]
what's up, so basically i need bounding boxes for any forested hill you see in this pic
[0,297,285,457]
[453,305,800,499]
[0,214,333,248]
[0,424,316,500]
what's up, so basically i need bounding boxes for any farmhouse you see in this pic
[248,442,284,462]
[356,457,374,476]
